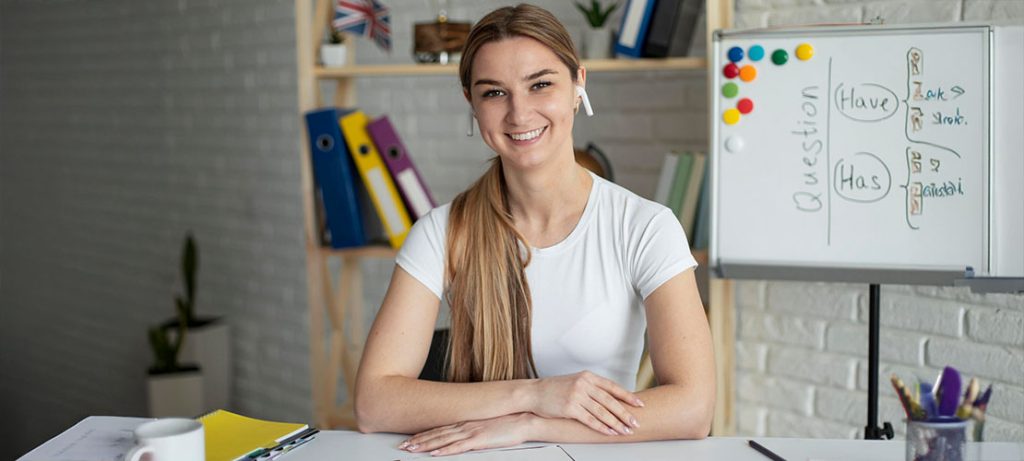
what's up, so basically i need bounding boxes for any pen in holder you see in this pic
[892,367,994,461]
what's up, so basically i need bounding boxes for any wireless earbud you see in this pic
[576,85,594,116]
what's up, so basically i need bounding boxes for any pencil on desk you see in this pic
[748,439,787,461]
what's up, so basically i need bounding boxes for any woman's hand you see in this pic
[398,413,536,456]
[530,371,643,436]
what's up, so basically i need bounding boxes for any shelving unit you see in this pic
[294,0,735,434]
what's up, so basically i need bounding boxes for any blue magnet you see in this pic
[727,46,744,62]
[748,45,765,61]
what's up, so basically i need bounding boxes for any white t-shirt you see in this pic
[396,172,697,390]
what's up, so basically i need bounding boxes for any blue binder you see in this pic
[304,108,367,249]
[614,0,656,58]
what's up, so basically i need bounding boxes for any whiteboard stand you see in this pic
[865,284,895,440]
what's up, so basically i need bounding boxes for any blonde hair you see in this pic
[445,4,580,382]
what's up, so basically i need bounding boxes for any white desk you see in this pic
[19,417,1024,461]
[294,431,1023,461]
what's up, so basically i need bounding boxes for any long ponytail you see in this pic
[445,159,536,382]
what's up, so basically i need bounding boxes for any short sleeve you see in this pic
[396,206,448,300]
[630,208,698,300]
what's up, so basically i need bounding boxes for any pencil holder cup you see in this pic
[906,419,968,461]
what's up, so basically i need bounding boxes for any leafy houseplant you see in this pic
[321,28,348,67]
[155,232,232,412]
[575,0,618,59]
[575,0,618,29]
[146,235,204,417]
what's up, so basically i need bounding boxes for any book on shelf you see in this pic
[667,151,694,217]
[304,108,368,249]
[198,409,316,461]
[653,152,679,206]
[615,0,656,58]
[679,151,706,241]
[692,164,711,250]
[340,110,412,249]
[641,0,702,58]
[367,115,436,220]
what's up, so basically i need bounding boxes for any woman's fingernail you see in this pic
[398,441,409,449]
[607,428,617,436]
[635,399,644,407]
[623,426,633,434]
[631,417,640,428]
[430,450,441,456]
[407,444,419,451]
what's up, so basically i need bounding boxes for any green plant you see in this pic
[328,29,346,44]
[176,233,198,325]
[575,0,618,28]
[147,233,199,374]
[148,309,188,374]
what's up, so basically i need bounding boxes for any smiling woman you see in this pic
[353,4,715,457]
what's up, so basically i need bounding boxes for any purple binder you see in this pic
[366,116,436,220]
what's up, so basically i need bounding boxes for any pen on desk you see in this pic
[748,440,788,461]
[268,434,316,460]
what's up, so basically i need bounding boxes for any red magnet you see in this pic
[737,98,754,114]
[723,63,740,79]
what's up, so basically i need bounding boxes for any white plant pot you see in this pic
[321,43,348,67]
[180,321,231,410]
[582,27,614,60]
[147,369,204,418]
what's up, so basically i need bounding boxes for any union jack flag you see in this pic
[333,0,391,52]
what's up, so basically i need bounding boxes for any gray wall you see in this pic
[730,0,1024,441]
[0,1,308,457]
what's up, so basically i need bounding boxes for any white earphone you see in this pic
[576,85,594,116]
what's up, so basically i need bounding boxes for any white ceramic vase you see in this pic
[582,27,614,60]
[320,43,348,67]
[179,321,231,410]
[147,369,204,418]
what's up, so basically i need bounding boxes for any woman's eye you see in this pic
[531,81,552,90]
[482,89,505,98]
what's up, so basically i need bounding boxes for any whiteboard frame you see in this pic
[709,23,999,285]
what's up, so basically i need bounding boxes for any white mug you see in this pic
[124,418,205,461]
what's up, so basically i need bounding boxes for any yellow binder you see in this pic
[340,110,411,248]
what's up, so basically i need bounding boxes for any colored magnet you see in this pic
[723,63,740,79]
[737,98,754,114]
[748,45,765,61]
[723,108,741,125]
[725,136,745,153]
[721,82,739,98]
[796,43,814,61]
[771,49,789,65]
[728,46,744,62]
[739,65,757,82]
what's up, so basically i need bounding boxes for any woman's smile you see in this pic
[507,126,548,145]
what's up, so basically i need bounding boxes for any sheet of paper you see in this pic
[399,445,572,461]
[17,416,152,461]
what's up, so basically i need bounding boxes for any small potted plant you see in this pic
[321,29,348,67]
[147,297,204,417]
[576,0,618,59]
[160,233,231,411]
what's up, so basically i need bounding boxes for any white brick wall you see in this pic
[732,2,1024,443]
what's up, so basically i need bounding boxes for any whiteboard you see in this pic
[709,24,1018,284]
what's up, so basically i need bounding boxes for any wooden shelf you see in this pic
[315,57,708,78]
[319,244,398,259]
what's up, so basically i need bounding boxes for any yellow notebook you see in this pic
[197,410,308,461]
